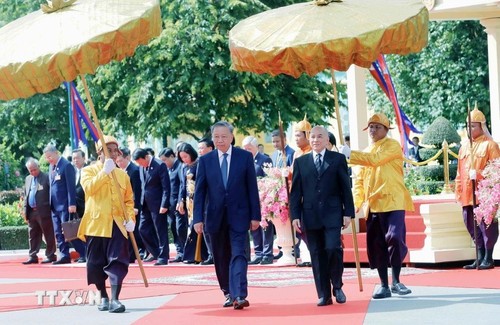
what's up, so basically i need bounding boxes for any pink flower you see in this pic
[257,166,290,225]
[474,158,500,227]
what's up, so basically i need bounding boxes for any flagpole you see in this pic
[80,75,149,287]
[66,82,75,149]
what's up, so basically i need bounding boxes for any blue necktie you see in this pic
[221,153,228,188]
[28,177,37,208]
[315,153,322,173]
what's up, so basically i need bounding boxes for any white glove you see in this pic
[469,169,477,180]
[341,145,351,159]
[124,220,135,232]
[103,158,116,175]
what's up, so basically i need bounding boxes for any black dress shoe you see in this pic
[97,298,109,311]
[22,258,38,265]
[248,257,262,265]
[273,251,283,260]
[109,299,125,313]
[143,256,156,262]
[223,295,233,308]
[297,262,311,267]
[391,283,412,295]
[170,256,183,263]
[372,286,392,299]
[76,257,86,263]
[333,288,346,304]
[317,297,333,306]
[233,297,250,310]
[201,257,214,265]
[41,256,57,263]
[478,260,495,270]
[154,260,168,266]
[52,258,71,265]
[260,257,273,265]
[183,260,195,264]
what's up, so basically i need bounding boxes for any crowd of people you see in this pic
[19,107,497,311]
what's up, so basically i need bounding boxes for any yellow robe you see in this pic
[455,134,500,207]
[350,137,414,213]
[77,161,135,240]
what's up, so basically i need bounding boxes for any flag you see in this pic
[369,55,422,156]
[66,82,99,149]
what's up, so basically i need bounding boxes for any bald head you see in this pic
[310,126,329,153]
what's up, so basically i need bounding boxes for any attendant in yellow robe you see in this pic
[78,135,135,313]
[455,107,500,270]
[347,113,414,299]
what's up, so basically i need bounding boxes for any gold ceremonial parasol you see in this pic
[229,0,428,78]
[0,0,161,101]
[0,0,162,287]
[229,0,429,292]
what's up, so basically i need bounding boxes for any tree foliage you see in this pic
[88,0,335,142]
[368,20,489,131]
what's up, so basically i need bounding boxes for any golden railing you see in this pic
[403,140,459,194]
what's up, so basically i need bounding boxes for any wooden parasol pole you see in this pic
[80,75,148,287]
[467,100,479,270]
[331,69,362,291]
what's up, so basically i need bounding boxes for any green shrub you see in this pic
[0,226,28,250]
[0,203,25,227]
[0,190,23,205]
[0,144,24,191]
[421,117,461,146]
[415,164,457,182]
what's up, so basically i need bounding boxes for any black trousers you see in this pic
[86,222,129,286]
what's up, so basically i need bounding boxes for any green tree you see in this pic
[88,0,337,142]
[368,20,489,130]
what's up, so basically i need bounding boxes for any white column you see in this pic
[346,65,369,150]
[481,18,500,142]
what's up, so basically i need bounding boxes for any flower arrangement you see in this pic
[257,165,289,227]
[474,158,500,227]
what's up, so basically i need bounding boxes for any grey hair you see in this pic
[242,136,258,147]
[25,157,39,168]
[211,121,234,134]
[43,144,58,154]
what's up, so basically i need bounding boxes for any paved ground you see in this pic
[1,249,500,324]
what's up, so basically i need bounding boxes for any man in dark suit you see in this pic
[159,147,187,263]
[270,129,295,168]
[44,144,86,264]
[71,149,87,263]
[290,126,355,306]
[116,147,145,263]
[194,121,261,310]
[22,158,57,264]
[242,136,274,265]
[133,148,171,266]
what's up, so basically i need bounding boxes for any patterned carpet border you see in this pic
[126,267,440,287]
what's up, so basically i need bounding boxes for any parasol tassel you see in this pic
[41,0,77,13]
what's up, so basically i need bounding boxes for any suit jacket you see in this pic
[290,150,354,230]
[49,157,76,212]
[125,162,142,211]
[167,159,182,208]
[194,146,261,233]
[75,167,85,217]
[23,172,51,218]
[254,152,273,177]
[271,145,295,167]
[140,157,170,213]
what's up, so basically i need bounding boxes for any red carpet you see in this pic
[1,256,500,324]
